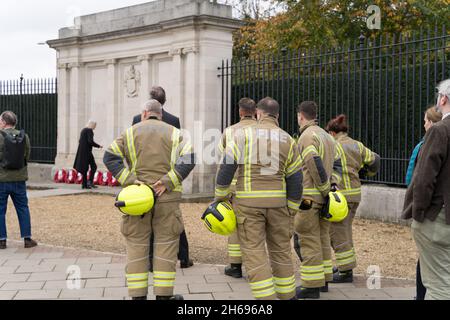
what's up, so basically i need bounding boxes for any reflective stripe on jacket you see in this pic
[218,117,257,194]
[298,121,341,204]
[215,115,303,209]
[103,119,195,203]
[334,132,380,203]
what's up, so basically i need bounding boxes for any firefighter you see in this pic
[326,114,380,283]
[103,99,195,300]
[294,101,342,299]
[218,98,257,279]
[215,97,303,300]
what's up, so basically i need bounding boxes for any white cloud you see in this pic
[0,0,152,80]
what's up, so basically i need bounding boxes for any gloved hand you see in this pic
[359,167,369,179]
[331,183,338,192]
[300,200,313,211]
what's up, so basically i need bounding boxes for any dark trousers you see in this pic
[416,259,427,300]
[0,182,32,240]
[82,158,97,188]
[149,231,190,264]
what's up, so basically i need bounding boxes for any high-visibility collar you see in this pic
[300,120,318,135]
[240,117,257,124]
[334,132,349,142]
[259,114,279,127]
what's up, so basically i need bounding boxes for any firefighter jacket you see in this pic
[215,115,303,210]
[334,132,380,203]
[103,118,196,203]
[218,117,257,194]
[298,120,342,204]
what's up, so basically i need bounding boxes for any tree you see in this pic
[232,0,450,58]
[219,0,279,19]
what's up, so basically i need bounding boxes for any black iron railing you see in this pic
[219,26,450,186]
[0,76,57,164]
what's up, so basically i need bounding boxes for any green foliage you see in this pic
[234,0,450,58]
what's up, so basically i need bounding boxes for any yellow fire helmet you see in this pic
[115,184,155,216]
[201,201,236,236]
[321,191,349,223]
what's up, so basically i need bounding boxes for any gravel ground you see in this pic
[6,194,417,279]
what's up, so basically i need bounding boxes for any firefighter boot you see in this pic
[332,270,353,283]
[320,282,329,293]
[295,286,320,300]
[156,295,185,301]
[132,296,147,301]
[224,264,243,279]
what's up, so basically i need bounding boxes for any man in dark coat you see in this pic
[74,120,102,189]
[133,86,193,271]
[133,109,180,128]
[402,79,450,300]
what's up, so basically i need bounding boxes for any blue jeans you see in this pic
[0,182,32,240]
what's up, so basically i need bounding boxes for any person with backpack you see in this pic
[0,111,37,249]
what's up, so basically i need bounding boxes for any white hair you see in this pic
[143,99,162,114]
[437,79,450,99]
[87,120,97,128]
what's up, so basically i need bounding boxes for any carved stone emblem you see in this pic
[124,65,141,98]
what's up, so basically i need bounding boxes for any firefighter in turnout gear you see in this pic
[215,97,303,300]
[326,115,380,283]
[295,101,343,300]
[103,100,195,300]
[218,98,257,279]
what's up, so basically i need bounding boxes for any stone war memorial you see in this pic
[47,0,241,196]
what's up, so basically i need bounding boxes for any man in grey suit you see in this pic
[133,86,193,272]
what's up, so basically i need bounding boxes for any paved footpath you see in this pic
[0,240,415,300]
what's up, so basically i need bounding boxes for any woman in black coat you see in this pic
[73,121,102,189]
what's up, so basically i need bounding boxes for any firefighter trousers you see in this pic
[294,203,333,288]
[121,201,184,298]
[228,232,242,265]
[330,202,359,272]
[235,203,296,300]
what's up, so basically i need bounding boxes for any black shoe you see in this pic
[24,238,38,249]
[333,267,339,274]
[156,295,184,301]
[82,185,92,190]
[320,283,329,293]
[224,264,243,279]
[0,240,6,250]
[132,296,147,300]
[331,270,353,283]
[296,286,320,299]
[180,259,194,269]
